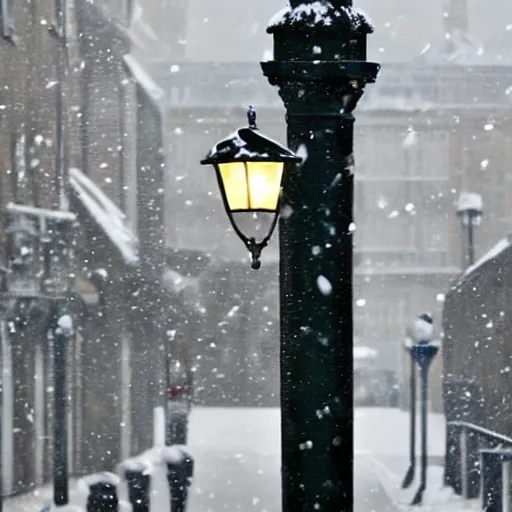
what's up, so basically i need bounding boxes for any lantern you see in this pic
[201,106,301,269]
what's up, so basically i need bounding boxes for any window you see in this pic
[356,213,415,251]
[10,128,29,205]
[0,0,14,42]
[355,128,407,178]
[419,212,450,252]
[354,294,409,344]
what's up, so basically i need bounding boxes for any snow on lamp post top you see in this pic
[404,313,440,348]
[456,192,483,226]
[268,1,373,33]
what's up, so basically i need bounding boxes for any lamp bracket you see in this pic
[227,203,281,270]
[245,237,267,270]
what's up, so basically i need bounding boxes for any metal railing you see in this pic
[445,420,512,510]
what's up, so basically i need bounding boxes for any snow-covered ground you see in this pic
[186,407,401,512]
[355,408,479,511]
[4,406,479,511]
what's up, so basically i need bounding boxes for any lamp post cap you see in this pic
[267,1,373,34]
[456,192,483,214]
[406,313,434,344]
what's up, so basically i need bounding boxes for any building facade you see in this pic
[0,0,194,496]
[121,1,512,408]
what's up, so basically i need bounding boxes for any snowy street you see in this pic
[4,406,477,511]
[184,407,405,512]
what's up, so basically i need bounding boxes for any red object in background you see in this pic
[169,386,188,400]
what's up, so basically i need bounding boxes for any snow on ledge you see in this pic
[354,345,378,360]
[123,54,164,106]
[70,168,139,265]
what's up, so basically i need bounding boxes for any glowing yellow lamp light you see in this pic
[218,161,284,212]
[201,106,301,269]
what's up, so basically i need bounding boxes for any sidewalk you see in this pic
[3,447,178,512]
[4,407,481,511]
[355,407,479,511]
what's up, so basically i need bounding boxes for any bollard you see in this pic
[162,447,194,512]
[83,472,120,512]
[121,459,152,512]
[480,449,512,512]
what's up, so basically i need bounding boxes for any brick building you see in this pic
[0,0,193,496]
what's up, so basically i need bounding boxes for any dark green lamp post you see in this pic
[201,106,302,269]
[260,1,379,511]
[202,1,378,510]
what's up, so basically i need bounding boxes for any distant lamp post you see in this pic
[3,202,77,507]
[401,333,418,491]
[456,192,483,267]
[201,106,301,269]
[402,312,440,506]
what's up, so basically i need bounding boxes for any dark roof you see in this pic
[184,0,512,65]
[447,235,512,295]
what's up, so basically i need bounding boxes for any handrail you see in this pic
[446,420,512,504]
[447,421,512,446]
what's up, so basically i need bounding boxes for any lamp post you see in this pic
[2,203,77,506]
[202,1,379,509]
[456,192,483,267]
[262,2,378,510]
[401,334,417,490]
[405,313,440,506]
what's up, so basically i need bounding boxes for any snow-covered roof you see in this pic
[69,167,139,265]
[461,236,512,280]
[70,168,206,308]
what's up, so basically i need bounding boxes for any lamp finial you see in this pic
[248,105,257,130]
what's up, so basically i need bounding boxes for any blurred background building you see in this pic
[120,0,512,409]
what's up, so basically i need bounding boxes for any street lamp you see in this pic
[201,106,301,269]
[202,1,379,510]
[456,192,483,267]
[262,2,379,511]
[402,313,440,506]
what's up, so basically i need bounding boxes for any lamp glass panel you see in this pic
[247,161,284,211]
[218,162,250,211]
